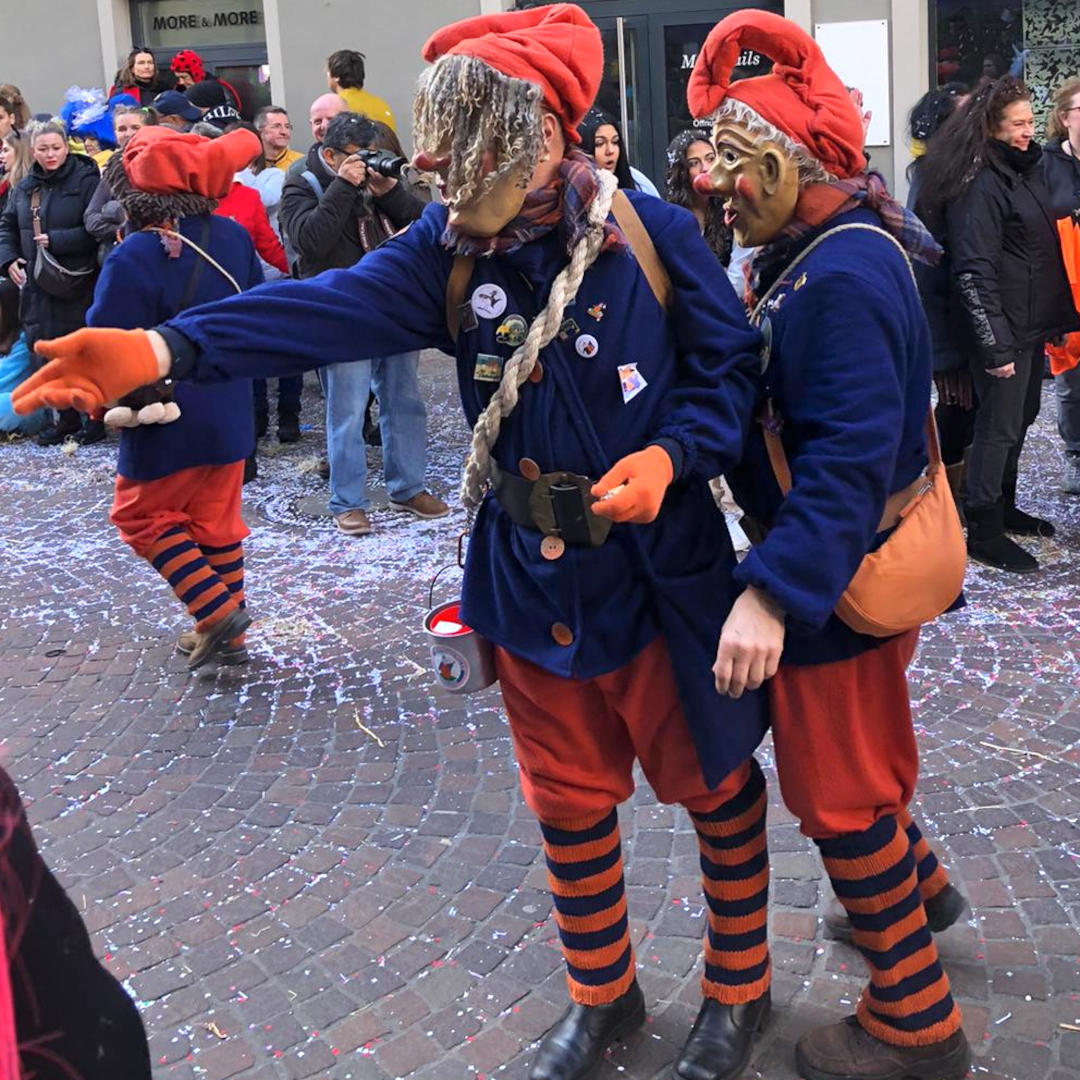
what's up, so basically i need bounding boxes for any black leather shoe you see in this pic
[277,412,301,443]
[1003,505,1055,538]
[529,981,645,1080]
[674,991,770,1080]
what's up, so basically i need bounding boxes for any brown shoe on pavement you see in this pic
[176,630,249,666]
[335,509,372,536]
[390,491,450,519]
[795,1016,970,1080]
[187,608,252,670]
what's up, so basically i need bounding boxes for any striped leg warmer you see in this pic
[201,541,246,642]
[897,809,949,904]
[691,758,771,1004]
[818,815,962,1047]
[540,808,635,1006]
[146,527,239,632]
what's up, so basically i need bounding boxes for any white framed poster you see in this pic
[814,20,892,147]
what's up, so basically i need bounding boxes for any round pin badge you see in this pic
[471,284,508,320]
[575,334,599,358]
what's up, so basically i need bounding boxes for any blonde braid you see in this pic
[460,168,618,509]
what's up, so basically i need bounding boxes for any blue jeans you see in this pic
[320,353,427,514]
[1056,363,1080,454]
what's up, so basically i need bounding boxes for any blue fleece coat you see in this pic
[162,193,766,789]
[728,208,934,666]
[88,214,263,482]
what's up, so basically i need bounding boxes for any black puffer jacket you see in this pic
[0,154,100,346]
[1041,139,1080,220]
[947,140,1079,369]
[278,145,424,279]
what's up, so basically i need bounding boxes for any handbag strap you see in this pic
[445,254,476,343]
[29,188,43,238]
[753,222,942,520]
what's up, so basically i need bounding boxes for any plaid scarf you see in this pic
[442,149,626,258]
[750,171,941,304]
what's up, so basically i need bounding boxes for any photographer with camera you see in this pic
[279,111,447,536]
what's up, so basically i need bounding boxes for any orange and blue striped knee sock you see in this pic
[146,527,238,631]
[201,541,246,642]
[897,809,950,904]
[691,757,771,1004]
[818,815,962,1047]
[540,808,635,1006]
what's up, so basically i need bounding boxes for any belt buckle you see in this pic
[528,471,612,546]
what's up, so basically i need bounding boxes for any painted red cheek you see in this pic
[734,174,759,206]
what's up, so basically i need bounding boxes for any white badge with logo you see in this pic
[575,333,599,358]
[618,362,648,404]
[471,284,508,320]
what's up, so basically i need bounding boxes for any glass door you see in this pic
[592,16,654,187]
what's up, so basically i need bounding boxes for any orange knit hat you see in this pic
[421,3,602,145]
[122,126,261,199]
[688,11,866,180]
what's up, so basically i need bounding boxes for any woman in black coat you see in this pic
[917,77,1080,573]
[0,119,102,444]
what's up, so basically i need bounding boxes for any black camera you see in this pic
[357,149,407,177]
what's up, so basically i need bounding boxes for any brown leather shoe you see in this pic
[795,1016,970,1080]
[176,631,248,666]
[187,608,252,670]
[335,509,372,536]
[390,491,450,519]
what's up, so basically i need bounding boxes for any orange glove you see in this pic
[12,328,161,416]
[590,445,674,524]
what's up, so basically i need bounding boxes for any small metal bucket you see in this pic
[423,544,497,695]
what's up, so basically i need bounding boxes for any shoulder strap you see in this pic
[301,170,323,199]
[751,222,916,327]
[29,188,43,238]
[177,218,213,310]
[150,223,242,296]
[610,189,672,312]
[755,223,940,509]
[445,254,475,343]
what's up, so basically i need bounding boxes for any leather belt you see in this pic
[490,463,613,547]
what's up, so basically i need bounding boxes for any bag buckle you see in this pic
[527,471,612,547]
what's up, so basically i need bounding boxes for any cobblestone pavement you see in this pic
[0,356,1078,1080]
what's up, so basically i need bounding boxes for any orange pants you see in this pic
[770,630,921,839]
[111,463,248,557]
[495,637,750,821]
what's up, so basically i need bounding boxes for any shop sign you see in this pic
[135,0,266,48]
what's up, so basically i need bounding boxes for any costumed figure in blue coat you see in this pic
[688,13,972,1080]
[14,6,780,1079]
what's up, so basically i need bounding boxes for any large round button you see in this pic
[519,457,541,482]
[540,536,565,561]
[528,361,543,384]
[551,622,574,647]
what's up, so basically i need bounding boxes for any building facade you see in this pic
[3,0,1078,201]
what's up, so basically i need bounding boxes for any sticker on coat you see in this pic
[618,362,648,404]
[576,334,599,358]
[471,284,507,320]
[474,354,504,383]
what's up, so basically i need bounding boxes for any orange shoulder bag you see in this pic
[752,223,967,637]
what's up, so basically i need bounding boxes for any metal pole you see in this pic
[616,16,631,158]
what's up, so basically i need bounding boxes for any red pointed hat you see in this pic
[122,125,261,199]
[421,2,602,145]
[687,10,866,179]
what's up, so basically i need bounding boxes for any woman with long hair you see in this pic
[917,77,1079,572]
[110,48,168,108]
[665,130,730,266]
[1042,78,1080,495]
[578,107,659,195]
[906,88,971,511]
[0,132,31,216]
